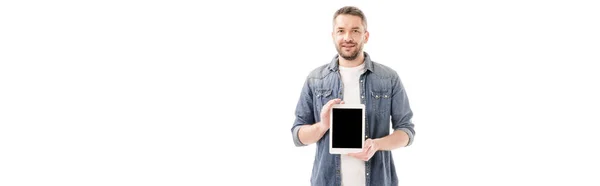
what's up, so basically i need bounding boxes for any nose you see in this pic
[343,32,353,42]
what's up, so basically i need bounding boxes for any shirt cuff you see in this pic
[293,125,307,147]
[396,128,414,147]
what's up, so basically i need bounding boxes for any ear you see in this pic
[331,31,335,41]
[364,30,370,44]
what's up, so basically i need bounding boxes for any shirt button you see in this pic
[365,135,368,139]
[361,96,364,99]
[366,173,369,176]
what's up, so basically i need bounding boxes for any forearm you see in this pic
[374,130,410,151]
[298,122,328,145]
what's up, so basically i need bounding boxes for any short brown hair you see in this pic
[333,6,367,30]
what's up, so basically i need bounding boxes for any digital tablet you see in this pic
[329,104,365,154]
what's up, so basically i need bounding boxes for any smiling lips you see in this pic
[342,43,356,50]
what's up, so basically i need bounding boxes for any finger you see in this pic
[340,100,345,104]
[350,150,365,157]
[349,153,365,161]
[367,145,376,158]
[364,143,372,153]
[323,98,341,111]
[351,153,366,161]
[360,140,373,161]
[359,149,371,159]
[367,140,378,160]
[349,151,362,156]
[328,98,342,105]
[359,154,368,161]
[363,139,373,150]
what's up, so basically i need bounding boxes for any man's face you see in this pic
[332,14,369,61]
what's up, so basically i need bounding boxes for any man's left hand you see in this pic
[348,138,378,161]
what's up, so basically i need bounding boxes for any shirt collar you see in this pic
[327,51,374,72]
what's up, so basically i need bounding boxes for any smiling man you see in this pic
[291,6,416,186]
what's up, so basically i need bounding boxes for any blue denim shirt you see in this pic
[291,52,415,186]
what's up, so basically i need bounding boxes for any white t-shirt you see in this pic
[338,62,366,186]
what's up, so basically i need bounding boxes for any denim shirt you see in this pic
[291,52,415,186]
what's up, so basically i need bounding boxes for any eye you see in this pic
[337,30,344,33]
[353,30,360,33]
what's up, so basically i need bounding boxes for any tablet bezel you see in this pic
[329,104,365,154]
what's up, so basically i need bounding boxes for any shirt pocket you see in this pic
[370,89,391,115]
[315,88,333,110]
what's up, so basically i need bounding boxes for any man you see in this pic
[291,6,416,186]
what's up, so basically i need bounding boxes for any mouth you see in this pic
[341,43,356,50]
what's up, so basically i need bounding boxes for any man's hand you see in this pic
[318,98,344,130]
[348,139,379,161]
[297,98,344,146]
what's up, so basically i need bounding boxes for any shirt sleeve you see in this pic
[291,77,316,147]
[390,73,416,146]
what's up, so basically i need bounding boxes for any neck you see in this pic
[338,52,365,68]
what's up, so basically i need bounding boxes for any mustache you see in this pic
[340,42,356,46]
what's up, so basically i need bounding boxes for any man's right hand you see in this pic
[297,98,345,145]
[318,98,344,130]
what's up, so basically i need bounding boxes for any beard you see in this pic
[335,42,363,61]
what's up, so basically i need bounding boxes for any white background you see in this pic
[1,0,599,185]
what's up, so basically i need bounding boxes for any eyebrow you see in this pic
[336,27,362,30]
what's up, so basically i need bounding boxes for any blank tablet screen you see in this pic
[331,108,362,148]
